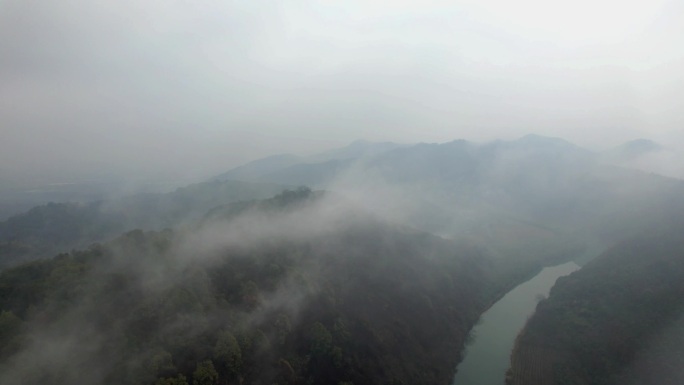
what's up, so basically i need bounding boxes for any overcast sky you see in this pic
[1,0,683,182]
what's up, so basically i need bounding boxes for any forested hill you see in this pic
[0,180,287,269]
[507,220,684,385]
[0,189,505,385]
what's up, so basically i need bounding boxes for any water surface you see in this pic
[452,262,580,385]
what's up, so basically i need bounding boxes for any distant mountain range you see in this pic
[3,135,684,271]
[600,138,684,179]
[604,138,665,162]
[212,140,407,185]
[212,135,684,263]
[215,136,678,187]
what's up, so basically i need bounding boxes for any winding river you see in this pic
[452,262,580,385]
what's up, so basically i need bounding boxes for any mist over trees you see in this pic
[0,190,506,385]
[1,136,684,385]
[0,180,287,269]
[2,0,683,383]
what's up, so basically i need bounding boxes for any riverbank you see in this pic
[453,262,580,385]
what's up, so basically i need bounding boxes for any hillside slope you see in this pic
[507,221,684,385]
[0,190,505,385]
[0,180,287,269]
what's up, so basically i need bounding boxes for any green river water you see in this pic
[452,262,580,385]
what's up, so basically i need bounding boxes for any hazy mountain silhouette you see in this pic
[0,180,288,268]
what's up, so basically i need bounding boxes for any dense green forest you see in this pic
[0,189,510,385]
[507,221,684,385]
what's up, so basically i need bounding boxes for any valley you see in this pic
[3,2,684,383]
[1,136,683,385]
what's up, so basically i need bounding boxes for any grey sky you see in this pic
[1,0,683,182]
